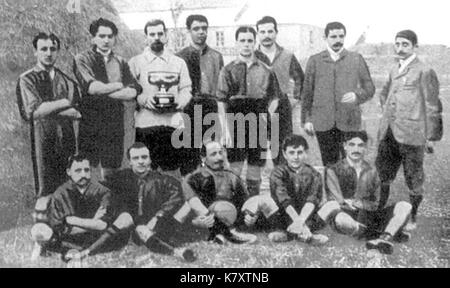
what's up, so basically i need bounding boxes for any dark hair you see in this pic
[282,134,309,152]
[90,18,118,37]
[144,19,167,35]
[186,14,208,29]
[127,142,149,159]
[235,26,256,41]
[342,131,369,144]
[32,32,61,50]
[200,141,222,158]
[396,30,418,46]
[325,22,346,37]
[256,16,278,32]
[67,154,90,170]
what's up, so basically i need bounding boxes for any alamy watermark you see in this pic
[171,105,280,160]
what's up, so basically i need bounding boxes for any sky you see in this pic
[245,0,450,46]
[119,0,450,46]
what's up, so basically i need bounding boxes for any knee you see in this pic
[242,195,279,219]
[334,212,359,235]
[31,223,53,244]
[317,201,341,222]
[113,213,134,230]
[173,202,193,224]
[394,201,412,218]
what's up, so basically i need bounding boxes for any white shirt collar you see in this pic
[327,45,344,62]
[399,53,417,73]
[36,64,55,80]
[96,48,112,62]
[144,47,170,63]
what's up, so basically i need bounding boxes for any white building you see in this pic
[112,0,326,64]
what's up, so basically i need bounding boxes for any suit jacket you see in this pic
[378,57,443,146]
[301,49,375,132]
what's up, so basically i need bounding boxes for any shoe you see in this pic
[404,220,417,232]
[268,231,289,243]
[307,234,329,246]
[64,249,83,268]
[366,234,394,255]
[174,248,197,263]
[393,231,411,243]
[226,229,257,244]
[212,234,227,245]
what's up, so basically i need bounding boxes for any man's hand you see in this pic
[287,220,312,241]
[192,214,215,229]
[58,108,81,119]
[65,216,79,226]
[136,225,154,242]
[112,82,124,91]
[341,92,357,104]
[145,96,156,110]
[176,97,190,111]
[244,212,258,227]
[93,208,106,220]
[304,122,315,136]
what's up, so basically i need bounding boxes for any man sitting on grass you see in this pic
[177,141,258,245]
[104,143,196,262]
[30,154,133,263]
[242,134,329,246]
[320,131,412,255]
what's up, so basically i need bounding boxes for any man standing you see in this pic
[177,14,224,174]
[301,22,375,167]
[376,30,443,231]
[104,143,196,261]
[17,32,80,197]
[30,154,133,263]
[180,141,257,244]
[255,16,304,162]
[217,26,282,196]
[321,131,412,254]
[73,18,141,180]
[242,135,329,245]
[129,19,192,177]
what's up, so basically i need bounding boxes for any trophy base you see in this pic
[154,104,178,114]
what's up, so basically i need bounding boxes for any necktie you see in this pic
[137,178,146,217]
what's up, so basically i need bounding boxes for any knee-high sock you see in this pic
[379,184,390,210]
[85,225,121,256]
[410,195,423,222]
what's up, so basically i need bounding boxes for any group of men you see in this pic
[17,13,443,264]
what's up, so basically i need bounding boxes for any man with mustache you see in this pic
[301,22,375,167]
[177,14,224,175]
[129,19,192,177]
[255,16,304,164]
[73,18,142,180]
[30,154,133,263]
[321,131,413,255]
[375,30,443,232]
[17,32,80,197]
[179,141,258,244]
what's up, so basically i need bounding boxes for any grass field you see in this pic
[0,89,449,268]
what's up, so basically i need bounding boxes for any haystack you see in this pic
[0,0,144,204]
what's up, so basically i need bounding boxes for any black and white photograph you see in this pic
[0,0,448,270]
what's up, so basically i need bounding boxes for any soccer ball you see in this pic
[208,201,238,227]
